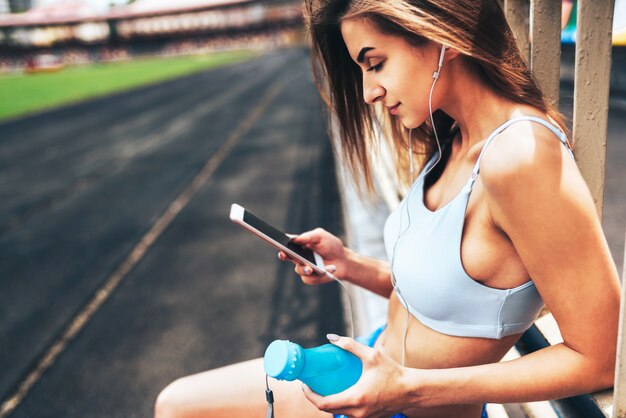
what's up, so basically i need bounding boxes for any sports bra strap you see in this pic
[467,116,573,188]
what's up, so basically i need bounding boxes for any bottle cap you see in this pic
[263,340,304,381]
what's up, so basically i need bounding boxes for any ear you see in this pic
[442,46,461,63]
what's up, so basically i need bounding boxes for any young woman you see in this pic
[154,1,621,417]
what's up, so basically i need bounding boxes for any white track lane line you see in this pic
[0,72,293,418]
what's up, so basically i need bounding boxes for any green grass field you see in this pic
[0,50,258,122]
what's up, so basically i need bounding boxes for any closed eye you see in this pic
[367,62,384,72]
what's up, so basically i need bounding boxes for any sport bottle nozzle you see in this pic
[264,340,305,381]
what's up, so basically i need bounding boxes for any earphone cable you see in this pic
[391,55,444,368]
[324,271,355,340]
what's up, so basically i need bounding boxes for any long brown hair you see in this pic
[303,0,569,194]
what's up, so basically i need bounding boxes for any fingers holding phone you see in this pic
[230,204,339,283]
[278,228,347,285]
[278,250,336,285]
[290,228,345,259]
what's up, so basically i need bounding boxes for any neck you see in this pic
[438,58,522,153]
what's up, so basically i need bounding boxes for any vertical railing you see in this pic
[505,0,563,105]
[572,0,615,218]
[505,0,531,61]
[530,0,562,106]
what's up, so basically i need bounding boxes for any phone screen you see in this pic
[243,210,318,265]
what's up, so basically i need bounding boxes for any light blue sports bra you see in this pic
[383,116,574,339]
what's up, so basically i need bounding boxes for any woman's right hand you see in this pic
[278,228,349,286]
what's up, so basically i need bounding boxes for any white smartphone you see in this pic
[229,203,327,275]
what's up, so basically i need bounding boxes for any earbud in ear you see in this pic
[432,45,447,80]
[438,45,447,68]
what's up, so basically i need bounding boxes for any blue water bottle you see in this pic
[263,340,362,396]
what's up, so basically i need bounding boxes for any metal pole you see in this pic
[504,0,531,62]
[572,0,615,219]
[530,0,562,106]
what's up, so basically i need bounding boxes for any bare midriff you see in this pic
[373,292,522,418]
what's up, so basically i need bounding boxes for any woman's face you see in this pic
[340,17,446,129]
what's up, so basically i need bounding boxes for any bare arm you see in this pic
[342,248,393,298]
[286,228,393,298]
[404,127,620,405]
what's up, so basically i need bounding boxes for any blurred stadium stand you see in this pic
[0,0,304,72]
[7,0,32,13]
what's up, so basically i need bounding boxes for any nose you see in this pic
[362,77,385,105]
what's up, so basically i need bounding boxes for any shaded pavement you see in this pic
[0,47,344,418]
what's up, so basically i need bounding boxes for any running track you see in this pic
[0,47,345,418]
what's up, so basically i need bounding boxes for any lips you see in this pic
[388,103,400,115]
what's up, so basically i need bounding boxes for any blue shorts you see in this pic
[334,324,488,418]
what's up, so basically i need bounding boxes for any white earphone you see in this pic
[395,44,448,370]
[408,44,447,180]
[433,44,448,80]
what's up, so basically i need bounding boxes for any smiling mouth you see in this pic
[389,103,400,114]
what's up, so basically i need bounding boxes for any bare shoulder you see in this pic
[478,118,577,198]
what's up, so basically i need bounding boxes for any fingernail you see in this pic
[277,252,282,260]
[304,267,312,274]
[327,265,336,273]
[326,333,340,342]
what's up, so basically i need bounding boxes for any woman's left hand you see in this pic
[302,334,413,418]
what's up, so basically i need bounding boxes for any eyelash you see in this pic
[367,62,383,72]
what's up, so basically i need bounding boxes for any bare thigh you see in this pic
[155,357,332,418]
